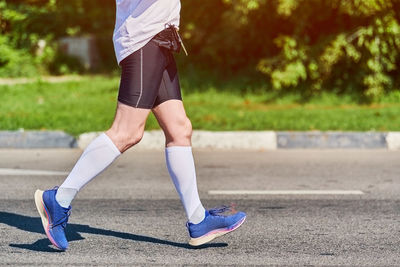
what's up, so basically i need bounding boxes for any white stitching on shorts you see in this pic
[135,48,143,108]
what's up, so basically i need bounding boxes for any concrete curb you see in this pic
[0,130,76,148]
[78,131,277,150]
[386,132,400,150]
[0,130,400,150]
[277,131,387,149]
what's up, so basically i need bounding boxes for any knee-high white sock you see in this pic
[165,146,206,224]
[55,133,121,208]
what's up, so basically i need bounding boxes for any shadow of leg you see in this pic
[68,224,228,249]
[9,238,62,253]
[1,211,228,252]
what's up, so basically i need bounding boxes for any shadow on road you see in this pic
[0,211,228,252]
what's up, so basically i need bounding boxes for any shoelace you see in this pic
[209,205,232,216]
[50,186,71,229]
[51,209,71,229]
[187,205,236,228]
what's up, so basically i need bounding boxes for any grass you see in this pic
[0,75,399,136]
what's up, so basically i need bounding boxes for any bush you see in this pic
[218,0,400,100]
[0,36,38,77]
[0,0,103,76]
[46,47,84,75]
[1,0,399,101]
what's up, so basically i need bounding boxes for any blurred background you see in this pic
[0,0,399,135]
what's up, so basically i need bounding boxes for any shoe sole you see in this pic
[34,189,65,250]
[188,215,246,246]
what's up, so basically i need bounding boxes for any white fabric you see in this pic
[165,146,205,224]
[56,187,78,208]
[60,133,121,191]
[113,0,181,64]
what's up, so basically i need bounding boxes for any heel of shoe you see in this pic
[189,234,217,246]
[188,216,246,246]
[34,190,48,229]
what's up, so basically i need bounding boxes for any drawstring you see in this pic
[165,24,188,56]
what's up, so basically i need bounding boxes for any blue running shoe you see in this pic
[34,187,71,250]
[187,206,246,246]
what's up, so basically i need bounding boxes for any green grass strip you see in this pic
[0,76,399,136]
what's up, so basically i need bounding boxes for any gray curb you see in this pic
[0,130,76,148]
[78,131,277,150]
[277,131,387,149]
[0,130,399,150]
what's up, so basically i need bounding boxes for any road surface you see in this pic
[0,149,399,266]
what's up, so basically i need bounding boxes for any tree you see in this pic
[251,0,400,99]
[1,0,399,99]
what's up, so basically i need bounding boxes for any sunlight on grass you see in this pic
[0,76,399,136]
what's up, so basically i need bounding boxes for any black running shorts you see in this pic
[117,36,182,109]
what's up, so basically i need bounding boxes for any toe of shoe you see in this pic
[233,211,246,221]
[57,240,68,250]
[228,211,246,226]
[236,211,246,220]
[54,238,68,250]
[49,228,68,250]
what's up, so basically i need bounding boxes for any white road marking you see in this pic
[0,168,68,176]
[208,190,364,195]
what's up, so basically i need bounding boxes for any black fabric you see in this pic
[118,37,182,109]
[152,25,182,53]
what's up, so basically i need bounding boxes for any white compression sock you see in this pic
[55,187,77,208]
[55,133,121,208]
[165,146,206,224]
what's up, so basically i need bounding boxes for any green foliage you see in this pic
[47,47,84,75]
[250,0,400,99]
[0,0,399,100]
[179,0,400,100]
[0,35,38,77]
[0,0,114,76]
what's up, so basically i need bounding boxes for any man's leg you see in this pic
[56,103,150,205]
[56,38,168,209]
[35,102,150,250]
[36,38,168,250]
[152,99,246,246]
[152,100,206,224]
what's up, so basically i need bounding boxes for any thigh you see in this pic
[110,101,151,131]
[153,52,182,107]
[118,41,168,109]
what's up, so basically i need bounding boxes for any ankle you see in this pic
[188,205,206,224]
[55,187,78,208]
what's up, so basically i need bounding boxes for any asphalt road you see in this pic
[0,149,399,266]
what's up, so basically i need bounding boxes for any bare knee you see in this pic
[121,131,144,148]
[106,103,150,152]
[106,128,144,153]
[182,117,193,140]
[166,117,192,146]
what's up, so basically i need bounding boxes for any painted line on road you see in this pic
[208,190,365,195]
[0,168,68,176]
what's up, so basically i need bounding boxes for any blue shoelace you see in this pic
[209,205,232,216]
[50,187,71,229]
[51,209,71,229]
